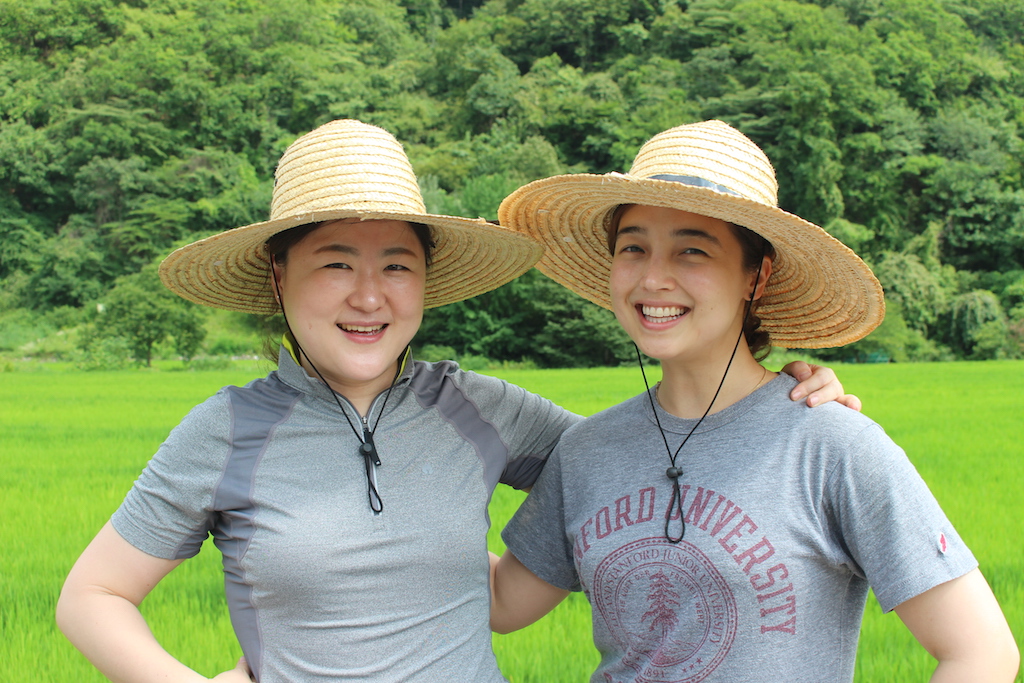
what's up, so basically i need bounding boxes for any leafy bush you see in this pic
[89,264,207,366]
[72,335,133,371]
[455,353,493,371]
[0,309,54,352]
[947,290,1008,359]
[812,301,950,363]
[205,333,259,358]
[17,328,79,361]
[415,344,458,362]
[873,251,951,335]
[181,357,234,371]
[970,319,1011,360]
[1008,318,1024,359]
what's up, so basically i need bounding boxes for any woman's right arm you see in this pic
[56,522,251,683]
[894,568,1019,682]
[489,550,569,634]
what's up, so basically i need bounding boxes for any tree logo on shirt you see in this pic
[593,537,737,682]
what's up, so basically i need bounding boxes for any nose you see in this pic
[640,253,675,292]
[346,268,385,312]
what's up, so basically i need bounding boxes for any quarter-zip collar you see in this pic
[276,340,415,424]
[275,343,415,515]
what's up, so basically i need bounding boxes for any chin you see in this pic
[346,361,397,383]
[633,343,668,363]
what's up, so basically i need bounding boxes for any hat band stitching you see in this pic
[649,174,743,199]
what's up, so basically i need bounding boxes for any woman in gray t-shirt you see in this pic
[491,120,1018,681]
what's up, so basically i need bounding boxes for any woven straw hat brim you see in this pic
[160,209,543,315]
[498,173,885,349]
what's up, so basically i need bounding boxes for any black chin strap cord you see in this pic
[271,256,401,514]
[636,333,741,543]
[638,248,766,543]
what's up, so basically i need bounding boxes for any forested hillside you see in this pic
[1,0,1022,366]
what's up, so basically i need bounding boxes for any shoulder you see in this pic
[754,380,915,495]
[171,387,234,440]
[554,393,649,450]
[409,359,507,392]
[408,359,502,406]
[169,371,299,452]
[221,370,304,419]
[756,375,884,448]
[408,359,571,415]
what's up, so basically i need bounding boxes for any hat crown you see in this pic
[269,119,427,220]
[628,120,779,207]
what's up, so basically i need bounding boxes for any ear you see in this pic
[748,255,774,302]
[270,254,285,305]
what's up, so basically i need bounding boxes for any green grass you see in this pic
[1,361,1021,681]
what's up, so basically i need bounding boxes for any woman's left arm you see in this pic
[781,361,862,411]
[895,568,1020,682]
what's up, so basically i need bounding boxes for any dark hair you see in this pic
[728,222,775,361]
[605,204,775,360]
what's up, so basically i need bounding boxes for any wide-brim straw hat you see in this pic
[498,120,884,348]
[160,119,543,314]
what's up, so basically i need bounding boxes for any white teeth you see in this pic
[341,324,385,333]
[642,305,684,319]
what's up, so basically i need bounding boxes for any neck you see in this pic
[331,377,390,416]
[299,356,402,417]
[655,350,773,420]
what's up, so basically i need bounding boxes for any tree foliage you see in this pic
[2,0,1023,363]
[415,270,633,367]
[948,289,1009,359]
[86,263,207,366]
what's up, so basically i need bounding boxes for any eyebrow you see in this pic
[312,244,420,258]
[617,225,722,246]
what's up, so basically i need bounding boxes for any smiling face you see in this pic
[609,205,769,368]
[272,218,426,401]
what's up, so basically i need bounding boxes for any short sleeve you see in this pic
[824,424,977,612]
[502,443,582,592]
[111,392,233,560]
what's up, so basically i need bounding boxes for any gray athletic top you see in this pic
[112,348,579,682]
[503,375,977,682]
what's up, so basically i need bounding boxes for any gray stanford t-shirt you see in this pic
[504,375,975,683]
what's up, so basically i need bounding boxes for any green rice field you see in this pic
[1,360,1021,681]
